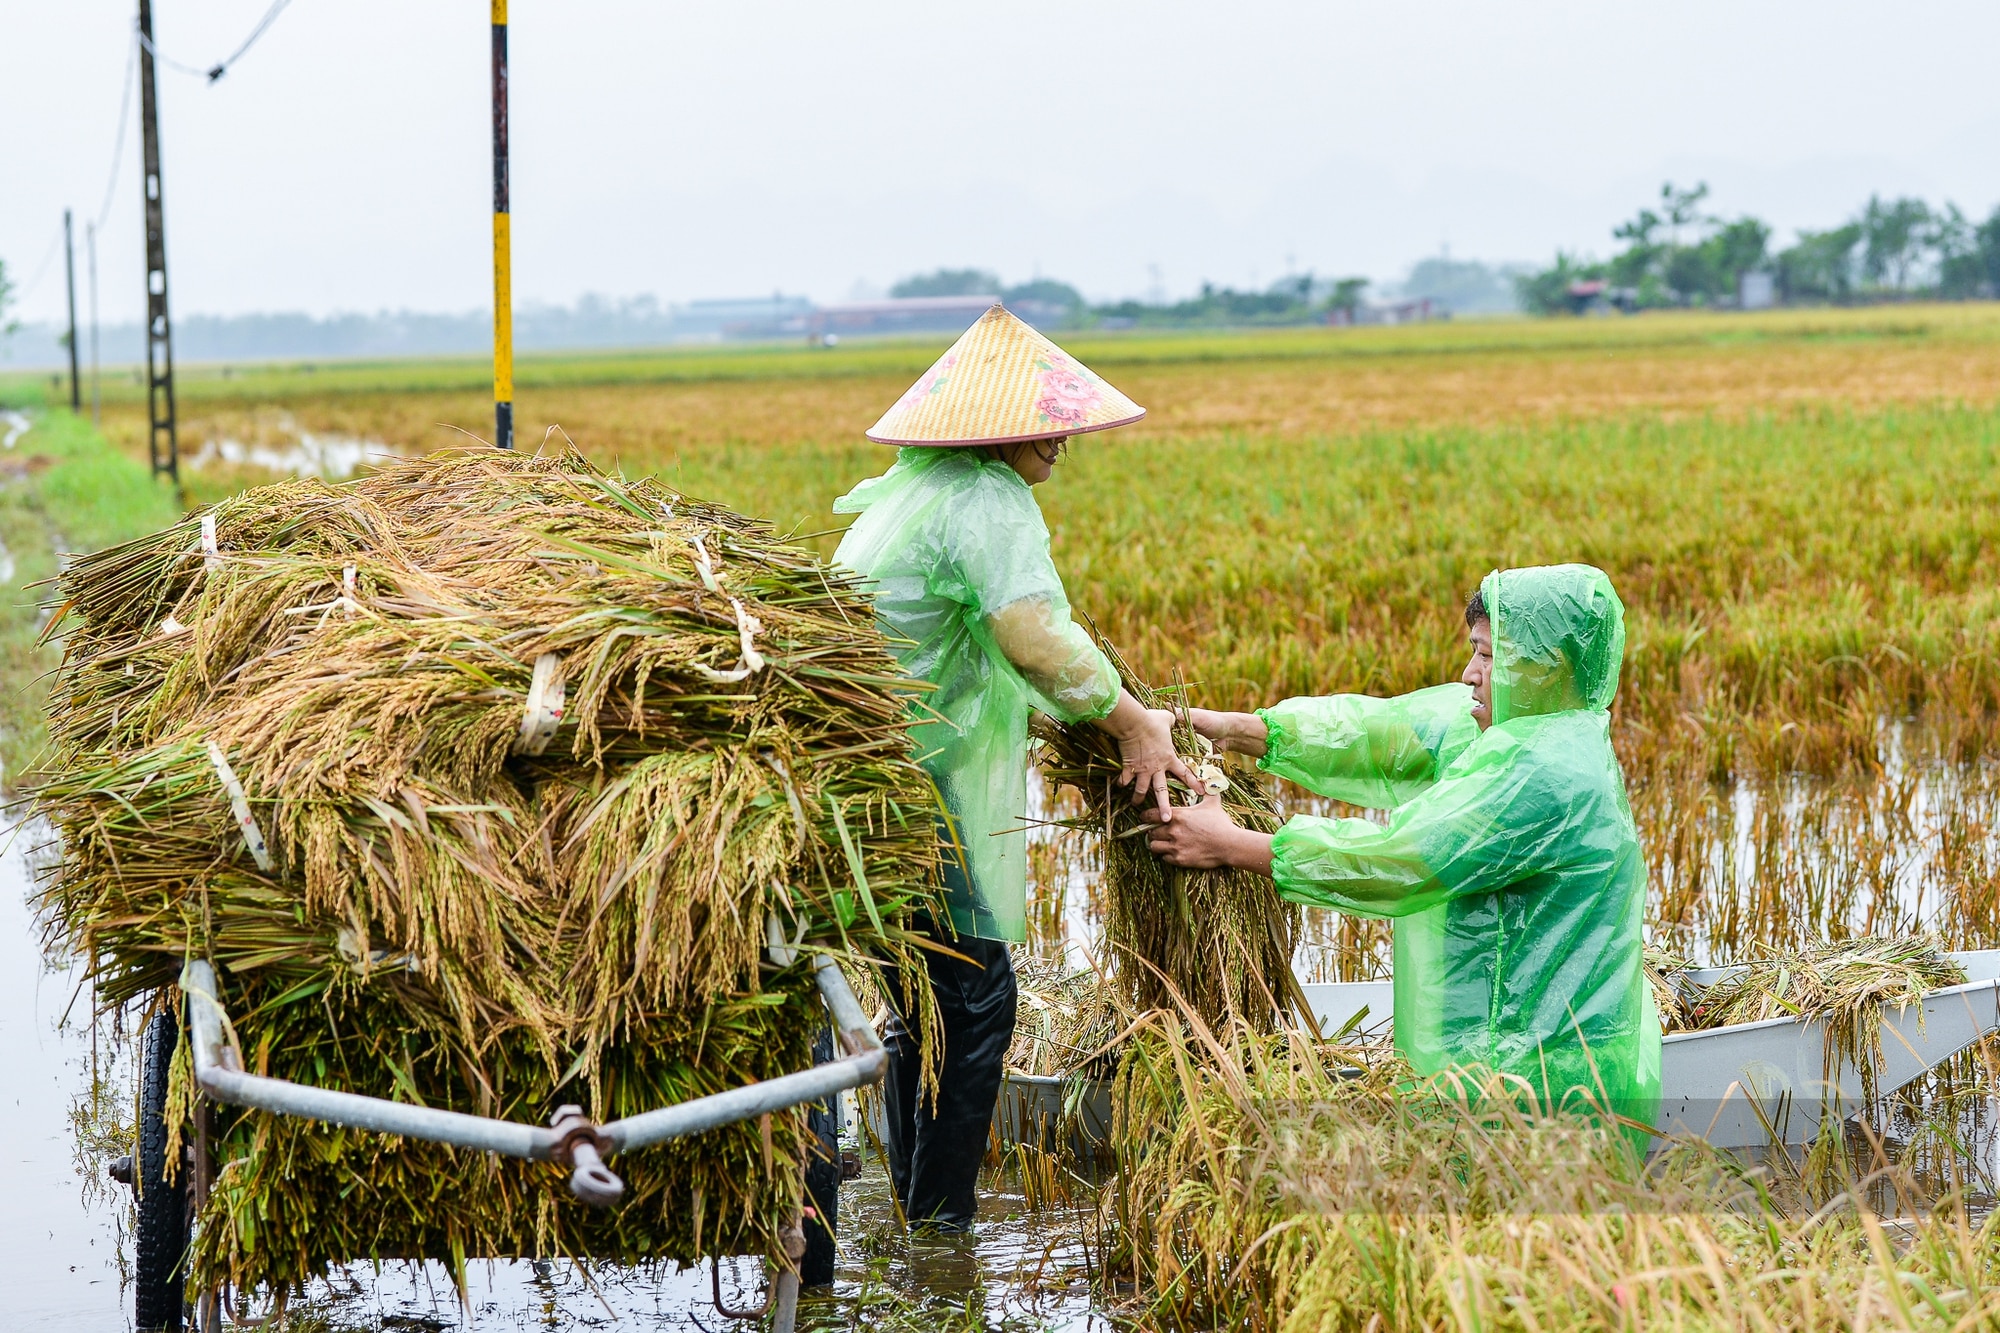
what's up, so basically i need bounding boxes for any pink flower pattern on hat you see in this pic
[1034,354,1102,428]
[893,353,958,417]
[863,305,1142,444]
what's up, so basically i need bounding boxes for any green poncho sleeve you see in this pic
[1267,717,1577,915]
[1257,683,1479,809]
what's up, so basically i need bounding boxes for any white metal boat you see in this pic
[997,950,2000,1153]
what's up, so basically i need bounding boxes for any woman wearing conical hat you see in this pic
[833,305,1188,1233]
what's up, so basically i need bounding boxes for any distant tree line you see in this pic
[1518,184,2000,314]
[891,256,1528,329]
[891,267,1394,329]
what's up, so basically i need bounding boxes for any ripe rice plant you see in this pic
[1111,1007,2000,1332]
[71,314,2000,973]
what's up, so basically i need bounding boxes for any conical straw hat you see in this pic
[865,304,1145,446]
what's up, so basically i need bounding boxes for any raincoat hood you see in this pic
[1258,563,1659,1133]
[1480,564,1625,724]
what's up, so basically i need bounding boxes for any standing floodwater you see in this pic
[0,826,126,1328]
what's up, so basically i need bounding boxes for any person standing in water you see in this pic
[1142,565,1661,1141]
[833,305,1189,1232]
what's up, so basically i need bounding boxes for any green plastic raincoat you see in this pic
[1260,564,1661,1125]
[834,448,1119,942]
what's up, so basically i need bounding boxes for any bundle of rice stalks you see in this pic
[1005,954,1122,1079]
[32,443,943,1295]
[1033,641,1302,1031]
[1644,942,1698,1033]
[1678,936,1966,1106]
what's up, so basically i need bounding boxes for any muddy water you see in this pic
[2,821,1104,1331]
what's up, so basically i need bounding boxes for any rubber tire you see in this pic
[800,1026,839,1288]
[135,1006,189,1332]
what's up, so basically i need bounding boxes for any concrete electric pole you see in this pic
[137,0,180,482]
[64,210,81,412]
[87,222,101,426]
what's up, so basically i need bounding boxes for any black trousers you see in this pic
[881,921,1016,1233]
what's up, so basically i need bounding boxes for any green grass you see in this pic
[0,411,183,784]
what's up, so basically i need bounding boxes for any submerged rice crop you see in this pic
[1111,1009,2000,1332]
[23,309,2000,1324]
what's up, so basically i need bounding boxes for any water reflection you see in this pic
[5,799,1107,1330]
[0,825,128,1329]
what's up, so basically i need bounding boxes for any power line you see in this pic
[94,31,139,232]
[137,0,298,84]
[11,224,66,308]
[209,0,297,81]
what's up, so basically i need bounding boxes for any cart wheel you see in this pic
[800,1027,839,1288]
[135,1006,189,1332]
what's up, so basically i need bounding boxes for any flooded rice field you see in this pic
[183,412,395,481]
[1,826,128,1329]
[8,735,1999,1327]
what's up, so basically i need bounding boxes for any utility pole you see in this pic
[64,210,81,412]
[491,0,513,449]
[87,222,101,426]
[138,0,179,482]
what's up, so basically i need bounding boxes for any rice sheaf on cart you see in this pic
[32,444,944,1294]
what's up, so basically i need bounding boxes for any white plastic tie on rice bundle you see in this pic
[280,565,363,624]
[1191,733,1230,798]
[685,532,768,683]
[690,599,767,683]
[204,739,275,873]
[514,652,566,755]
[200,514,224,574]
[688,532,724,593]
[335,926,420,975]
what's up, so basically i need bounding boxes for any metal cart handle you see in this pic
[180,950,885,1207]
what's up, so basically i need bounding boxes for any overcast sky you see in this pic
[6,0,1999,324]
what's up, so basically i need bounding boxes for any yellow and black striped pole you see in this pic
[490,0,513,448]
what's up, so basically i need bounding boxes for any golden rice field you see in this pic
[65,303,2000,972]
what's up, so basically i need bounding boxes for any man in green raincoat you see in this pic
[1143,564,1661,1130]
[834,306,1190,1232]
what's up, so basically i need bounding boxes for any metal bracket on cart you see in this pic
[179,952,884,1208]
[180,949,874,1331]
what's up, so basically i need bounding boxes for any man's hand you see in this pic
[1187,707,1270,758]
[1096,693,1196,822]
[1142,792,1275,875]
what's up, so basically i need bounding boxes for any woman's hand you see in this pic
[1142,792,1276,874]
[1186,708,1270,758]
[1096,693,1196,821]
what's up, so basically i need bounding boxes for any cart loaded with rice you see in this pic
[35,446,944,1332]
